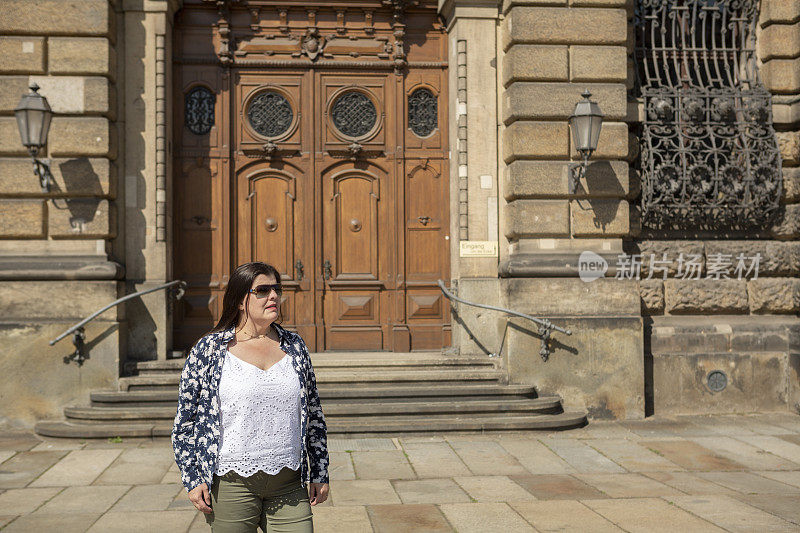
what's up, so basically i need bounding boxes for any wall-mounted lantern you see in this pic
[15,83,53,192]
[568,90,604,194]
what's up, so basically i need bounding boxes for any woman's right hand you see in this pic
[188,483,212,514]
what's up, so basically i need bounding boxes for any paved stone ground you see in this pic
[3,414,800,532]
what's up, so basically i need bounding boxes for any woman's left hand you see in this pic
[308,483,329,506]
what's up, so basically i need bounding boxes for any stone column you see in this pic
[120,0,181,362]
[438,0,505,356]
[498,0,643,419]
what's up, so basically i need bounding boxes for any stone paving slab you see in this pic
[583,497,726,532]
[738,435,800,464]
[33,484,129,514]
[3,512,100,533]
[87,510,197,533]
[0,435,42,452]
[329,480,401,506]
[497,438,576,475]
[351,450,416,480]
[30,449,122,487]
[642,471,739,495]
[510,474,607,500]
[439,502,534,532]
[453,475,536,503]
[509,500,624,532]
[449,440,530,476]
[0,487,61,515]
[539,438,626,473]
[697,471,800,494]
[0,451,15,464]
[110,483,183,512]
[366,503,452,532]
[329,451,355,480]
[94,447,175,485]
[734,494,800,526]
[312,506,373,533]
[670,494,798,532]
[574,473,684,498]
[690,436,800,470]
[640,440,745,471]
[0,451,68,489]
[398,442,471,478]
[584,438,681,472]
[757,469,800,489]
[392,478,470,504]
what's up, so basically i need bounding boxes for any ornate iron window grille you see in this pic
[331,92,377,138]
[634,0,782,230]
[247,91,293,139]
[408,88,437,137]
[185,86,215,136]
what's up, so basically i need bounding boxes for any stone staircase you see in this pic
[35,352,587,438]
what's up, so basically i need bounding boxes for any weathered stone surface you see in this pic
[571,122,628,159]
[0,1,112,36]
[502,45,568,85]
[48,198,114,238]
[570,45,627,82]
[630,240,705,277]
[777,131,800,165]
[758,22,800,61]
[25,76,112,116]
[770,204,800,239]
[0,157,114,197]
[760,0,800,27]
[502,0,567,15]
[502,121,568,162]
[664,279,748,314]
[0,37,45,74]
[748,278,800,314]
[504,160,629,198]
[0,118,28,156]
[570,198,629,236]
[49,117,114,157]
[504,199,569,238]
[48,38,114,77]
[503,82,627,122]
[639,279,664,314]
[784,167,800,202]
[0,77,30,112]
[703,240,799,277]
[503,7,627,49]
[652,351,793,415]
[762,58,800,94]
[504,278,641,317]
[0,200,44,238]
[0,281,119,320]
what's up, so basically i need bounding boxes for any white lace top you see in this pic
[215,350,302,477]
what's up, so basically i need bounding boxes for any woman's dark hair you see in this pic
[211,262,282,333]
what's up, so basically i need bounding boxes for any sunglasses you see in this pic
[248,284,282,298]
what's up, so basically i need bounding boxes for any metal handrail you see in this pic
[436,279,572,361]
[50,280,186,365]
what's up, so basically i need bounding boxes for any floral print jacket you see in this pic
[171,324,329,492]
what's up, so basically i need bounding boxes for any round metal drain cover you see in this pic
[707,370,728,392]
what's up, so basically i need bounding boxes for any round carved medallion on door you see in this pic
[265,217,278,232]
[243,87,298,141]
[349,218,362,232]
[327,88,382,142]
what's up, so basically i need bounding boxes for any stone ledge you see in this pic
[0,256,123,280]
[499,250,622,277]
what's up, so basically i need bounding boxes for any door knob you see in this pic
[295,260,304,281]
[323,260,332,280]
[418,216,431,225]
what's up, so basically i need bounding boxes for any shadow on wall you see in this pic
[52,158,102,231]
[572,160,627,231]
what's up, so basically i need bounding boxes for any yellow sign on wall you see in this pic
[459,241,498,257]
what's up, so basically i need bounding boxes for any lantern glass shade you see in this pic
[14,83,52,156]
[569,91,603,158]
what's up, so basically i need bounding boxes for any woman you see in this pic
[172,262,329,532]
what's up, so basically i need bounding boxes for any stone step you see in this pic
[90,383,539,406]
[135,353,497,375]
[36,411,587,438]
[119,369,502,391]
[66,397,561,422]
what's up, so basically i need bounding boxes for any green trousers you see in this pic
[205,467,313,533]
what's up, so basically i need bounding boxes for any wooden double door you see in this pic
[173,4,450,352]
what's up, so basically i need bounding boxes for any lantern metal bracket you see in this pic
[568,154,590,195]
[31,155,53,193]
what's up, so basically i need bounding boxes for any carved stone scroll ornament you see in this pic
[635,0,782,230]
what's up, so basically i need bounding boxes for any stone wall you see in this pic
[0,0,122,427]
